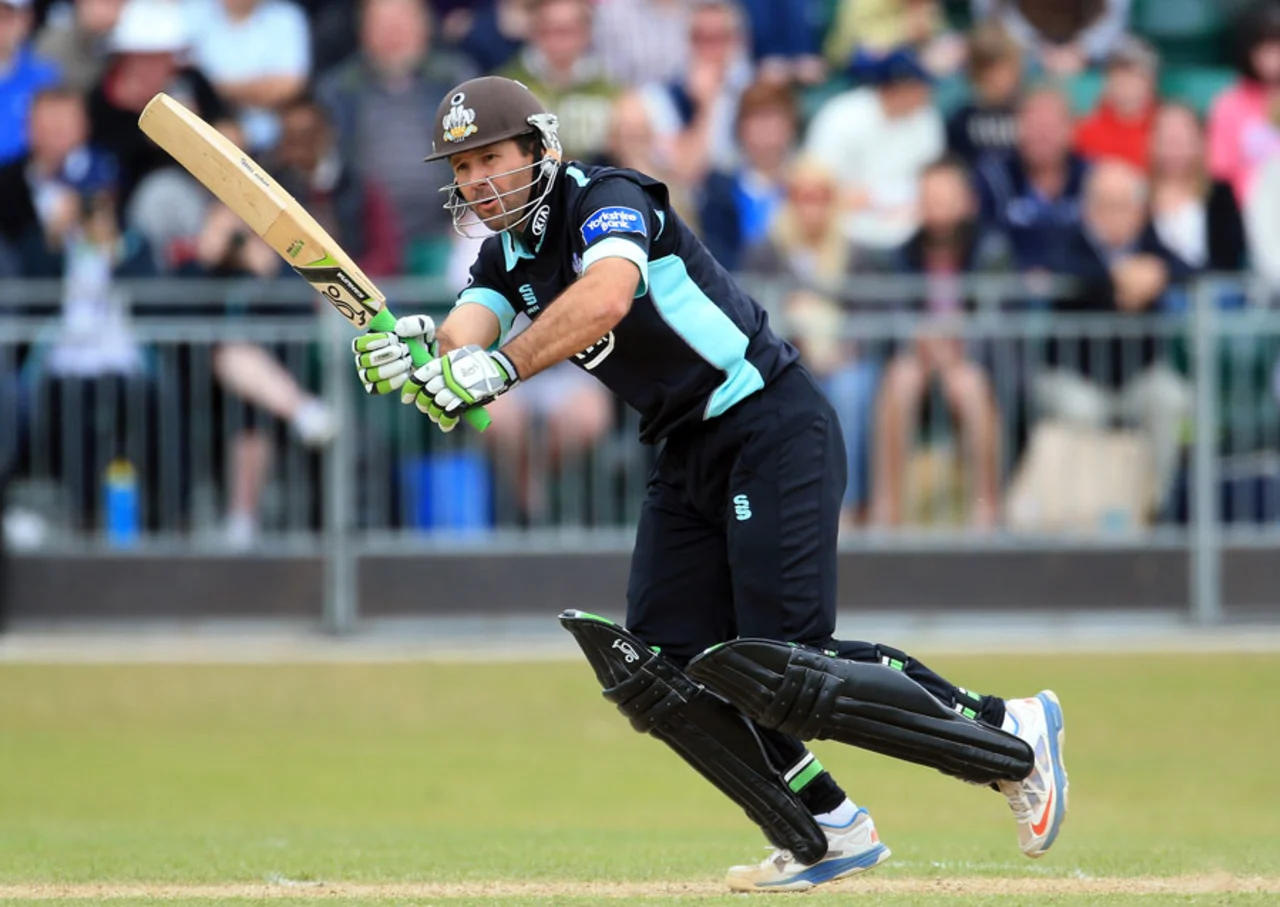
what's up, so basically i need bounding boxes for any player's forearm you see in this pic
[215,75,306,108]
[436,304,502,354]
[501,264,636,379]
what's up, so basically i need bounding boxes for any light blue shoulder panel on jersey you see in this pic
[647,255,765,419]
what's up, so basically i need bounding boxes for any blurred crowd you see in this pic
[5,0,1280,542]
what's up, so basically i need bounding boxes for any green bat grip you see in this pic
[367,308,491,432]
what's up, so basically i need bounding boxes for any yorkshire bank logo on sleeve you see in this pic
[580,206,646,244]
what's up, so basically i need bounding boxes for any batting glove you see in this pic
[402,345,519,432]
[351,315,436,395]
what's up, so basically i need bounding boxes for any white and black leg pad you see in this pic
[687,639,1033,785]
[559,611,828,864]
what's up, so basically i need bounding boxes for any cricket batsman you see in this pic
[351,76,1068,892]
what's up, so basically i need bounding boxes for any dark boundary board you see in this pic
[5,547,1276,622]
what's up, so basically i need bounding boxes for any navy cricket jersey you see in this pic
[456,163,799,443]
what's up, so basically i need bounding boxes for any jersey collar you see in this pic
[499,170,568,271]
[499,208,554,271]
[501,229,537,271]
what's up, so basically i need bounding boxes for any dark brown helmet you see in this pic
[424,76,556,162]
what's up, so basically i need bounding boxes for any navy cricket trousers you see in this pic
[625,363,1005,729]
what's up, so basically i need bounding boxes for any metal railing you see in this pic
[2,273,1277,625]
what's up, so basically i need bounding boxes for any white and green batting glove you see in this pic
[402,345,519,432]
[351,315,436,395]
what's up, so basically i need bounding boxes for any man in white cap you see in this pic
[0,0,61,165]
[86,0,230,206]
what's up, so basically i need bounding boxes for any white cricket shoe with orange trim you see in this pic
[998,690,1069,857]
[724,808,891,892]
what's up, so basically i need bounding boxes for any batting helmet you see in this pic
[425,76,563,238]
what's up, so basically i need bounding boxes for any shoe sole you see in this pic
[733,843,892,892]
[1029,690,1068,856]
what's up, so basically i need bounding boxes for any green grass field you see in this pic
[1,652,1278,905]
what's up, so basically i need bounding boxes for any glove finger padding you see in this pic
[421,397,459,432]
[362,372,410,395]
[402,360,440,407]
[359,356,412,393]
[352,332,398,354]
[417,387,463,417]
[356,344,408,369]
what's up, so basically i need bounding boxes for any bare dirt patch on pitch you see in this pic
[3,875,1279,899]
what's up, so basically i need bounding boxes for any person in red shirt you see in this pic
[1074,36,1160,170]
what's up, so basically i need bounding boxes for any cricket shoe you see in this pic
[997,690,1068,858]
[724,808,890,892]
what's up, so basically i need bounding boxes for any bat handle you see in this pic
[367,308,491,432]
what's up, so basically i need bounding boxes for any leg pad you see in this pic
[687,639,1033,785]
[560,611,828,864]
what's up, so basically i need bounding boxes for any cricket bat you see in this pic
[137,92,490,431]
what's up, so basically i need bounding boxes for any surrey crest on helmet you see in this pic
[441,91,478,144]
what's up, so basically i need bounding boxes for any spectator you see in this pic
[741,157,879,527]
[1208,0,1280,205]
[185,0,312,152]
[318,0,476,277]
[971,0,1131,77]
[34,0,123,93]
[211,341,336,547]
[698,79,798,271]
[593,0,688,88]
[440,0,530,74]
[824,0,966,80]
[291,0,360,78]
[741,157,870,289]
[87,0,230,209]
[0,87,120,275]
[271,96,399,277]
[499,0,617,161]
[869,156,1007,529]
[589,90,699,227]
[1034,159,1192,515]
[23,183,164,534]
[805,46,944,251]
[640,0,755,185]
[1244,153,1280,290]
[0,0,61,165]
[1149,102,1246,273]
[1074,36,1160,171]
[946,22,1023,165]
[737,0,826,85]
[975,85,1089,273]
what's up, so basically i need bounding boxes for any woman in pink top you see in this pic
[1208,2,1280,204]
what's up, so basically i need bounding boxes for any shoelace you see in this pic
[759,846,794,867]
[999,779,1034,823]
